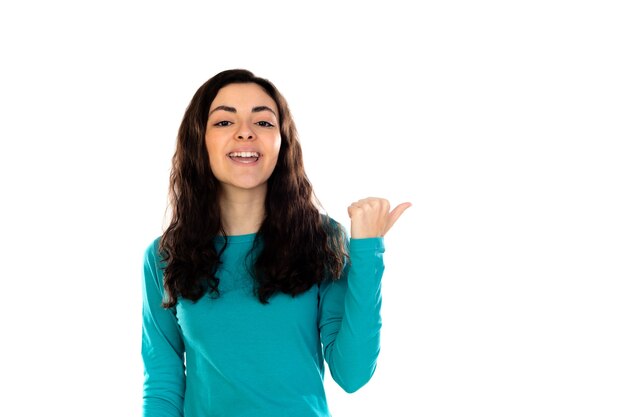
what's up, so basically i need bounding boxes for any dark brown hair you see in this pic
[159,69,347,307]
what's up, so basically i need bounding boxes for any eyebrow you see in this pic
[208,105,277,117]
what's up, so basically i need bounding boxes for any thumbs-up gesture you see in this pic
[348,198,411,239]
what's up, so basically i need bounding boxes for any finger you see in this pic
[347,203,360,218]
[383,202,412,235]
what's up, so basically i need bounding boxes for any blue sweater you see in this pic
[142,232,385,416]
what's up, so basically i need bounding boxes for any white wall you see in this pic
[1,1,624,416]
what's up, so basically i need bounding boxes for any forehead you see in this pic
[210,83,277,111]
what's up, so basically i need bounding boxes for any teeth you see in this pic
[229,151,259,158]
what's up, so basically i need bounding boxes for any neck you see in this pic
[218,184,267,236]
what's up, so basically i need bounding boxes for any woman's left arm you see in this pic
[319,198,410,393]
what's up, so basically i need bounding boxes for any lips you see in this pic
[228,151,260,163]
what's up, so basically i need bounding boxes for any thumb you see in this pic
[384,202,412,235]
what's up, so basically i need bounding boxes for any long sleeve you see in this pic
[318,237,385,393]
[141,239,186,417]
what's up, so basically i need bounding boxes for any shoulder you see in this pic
[322,215,347,238]
[142,235,167,292]
[143,235,164,265]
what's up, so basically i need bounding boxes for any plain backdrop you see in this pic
[1,1,624,416]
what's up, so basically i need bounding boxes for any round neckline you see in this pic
[215,232,257,244]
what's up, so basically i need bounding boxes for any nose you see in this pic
[236,123,255,141]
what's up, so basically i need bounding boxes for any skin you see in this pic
[205,83,281,235]
[205,82,411,237]
[348,198,412,239]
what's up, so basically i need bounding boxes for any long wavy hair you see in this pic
[158,69,347,307]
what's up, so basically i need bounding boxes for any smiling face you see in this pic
[205,83,282,197]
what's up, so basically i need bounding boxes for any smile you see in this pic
[228,151,260,163]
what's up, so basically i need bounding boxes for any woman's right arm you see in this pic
[142,239,186,417]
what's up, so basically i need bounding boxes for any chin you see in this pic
[230,181,268,192]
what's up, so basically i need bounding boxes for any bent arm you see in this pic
[319,237,385,393]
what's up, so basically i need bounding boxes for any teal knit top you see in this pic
[142,232,385,416]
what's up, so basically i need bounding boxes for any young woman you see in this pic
[141,69,410,416]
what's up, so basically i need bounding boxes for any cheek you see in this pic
[268,138,281,166]
[271,135,282,155]
[205,141,222,170]
[205,136,219,156]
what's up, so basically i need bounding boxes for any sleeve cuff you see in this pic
[349,237,385,253]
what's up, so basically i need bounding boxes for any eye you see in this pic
[256,121,275,128]
[214,121,232,127]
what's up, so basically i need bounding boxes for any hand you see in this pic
[347,197,412,239]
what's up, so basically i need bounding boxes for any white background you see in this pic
[1,1,624,416]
